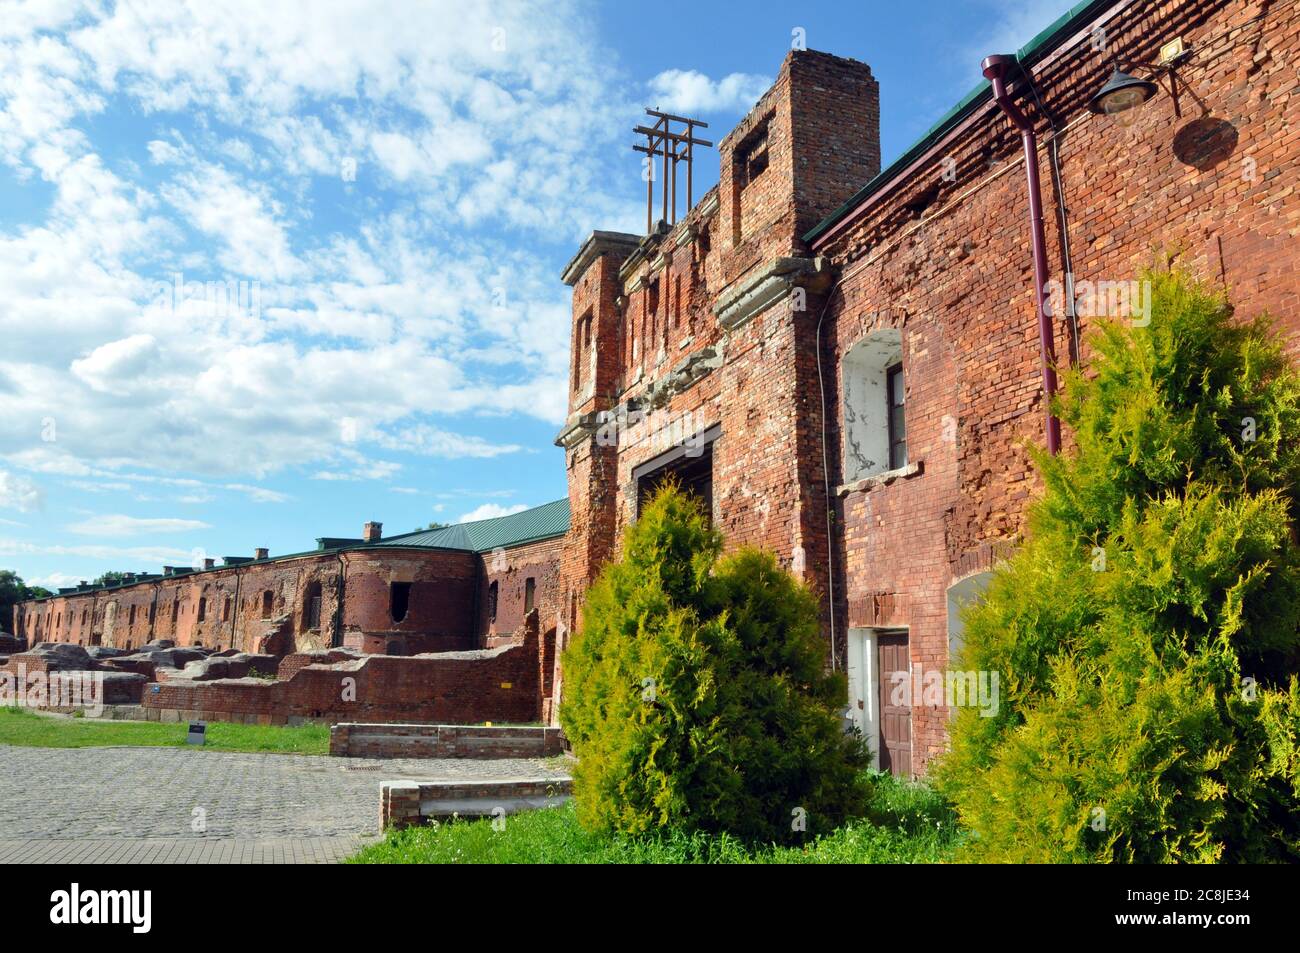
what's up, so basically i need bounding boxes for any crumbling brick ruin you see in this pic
[7,504,567,725]
[10,0,1298,766]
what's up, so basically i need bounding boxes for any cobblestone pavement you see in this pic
[0,744,569,863]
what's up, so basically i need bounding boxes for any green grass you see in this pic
[0,706,329,755]
[350,771,963,864]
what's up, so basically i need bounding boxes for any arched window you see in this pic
[390,582,411,624]
[842,328,907,482]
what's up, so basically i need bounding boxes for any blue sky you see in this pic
[0,0,1074,590]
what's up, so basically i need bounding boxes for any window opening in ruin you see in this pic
[390,581,411,624]
[842,328,905,482]
[261,591,273,619]
[739,121,770,188]
[524,578,536,614]
[488,581,499,624]
[198,597,207,622]
[634,423,721,520]
[171,600,179,627]
[304,580,323,630]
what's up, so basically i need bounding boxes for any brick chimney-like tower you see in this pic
[552,49,881,722]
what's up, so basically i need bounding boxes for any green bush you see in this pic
[559,483,868,843]
[936,268,1300,862]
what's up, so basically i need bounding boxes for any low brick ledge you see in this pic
[380,777,573,830]
[332,723,565,759]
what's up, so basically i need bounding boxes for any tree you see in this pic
[560,482,868,843]
[0,569,49,634]
[936,268,1300,862]
[93,571,128,587]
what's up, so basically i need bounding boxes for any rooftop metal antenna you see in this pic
[633,108,712,234]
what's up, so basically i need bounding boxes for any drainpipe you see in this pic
[982,54,1061,455]
[333,554,346,649]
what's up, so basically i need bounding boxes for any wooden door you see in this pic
[877,630,912,777]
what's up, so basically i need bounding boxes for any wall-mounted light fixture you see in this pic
[1089,38,1196,121]
[1087,67,1159,116]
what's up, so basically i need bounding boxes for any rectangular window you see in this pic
[197,597,206,622]
[524,578,536,614]
[488,581,498,624]
[886,363,907,470]
[307,595,322,630]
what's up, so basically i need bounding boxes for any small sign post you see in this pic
[186,722,206,746]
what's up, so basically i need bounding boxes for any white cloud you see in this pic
[0,470,43,511]
[0,538,196,565]
[0,0,635,581]
[223,483,290,504]
[70,334,160,395]
[647,69,770,114]
[28,571,82,590]
[65,514,212,537]
[459,502,528,523]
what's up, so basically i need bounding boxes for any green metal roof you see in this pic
[375,499,570,553]
[804,0,1116,244]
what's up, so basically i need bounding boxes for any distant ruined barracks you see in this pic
[12,0,1299,775]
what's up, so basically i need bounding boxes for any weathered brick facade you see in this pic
[555,0,1299,776]
[8,0,1296,757]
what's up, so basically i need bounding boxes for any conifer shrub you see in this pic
[936,268,1300,862]
[559,483,868,843]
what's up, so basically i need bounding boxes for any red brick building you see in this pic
[10,0,1297,757]
[553,0,1299,776]
[12,501,568,664]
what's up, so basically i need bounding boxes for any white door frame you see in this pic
[846,627,881,771]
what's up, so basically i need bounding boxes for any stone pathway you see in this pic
[0,744,569,863]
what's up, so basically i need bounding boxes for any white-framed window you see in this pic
[842,328,906,483]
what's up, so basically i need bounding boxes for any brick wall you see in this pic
[141,620,545,726]
[479,536,562,648]
[339,548,477,654]
[810,0,1300,774]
